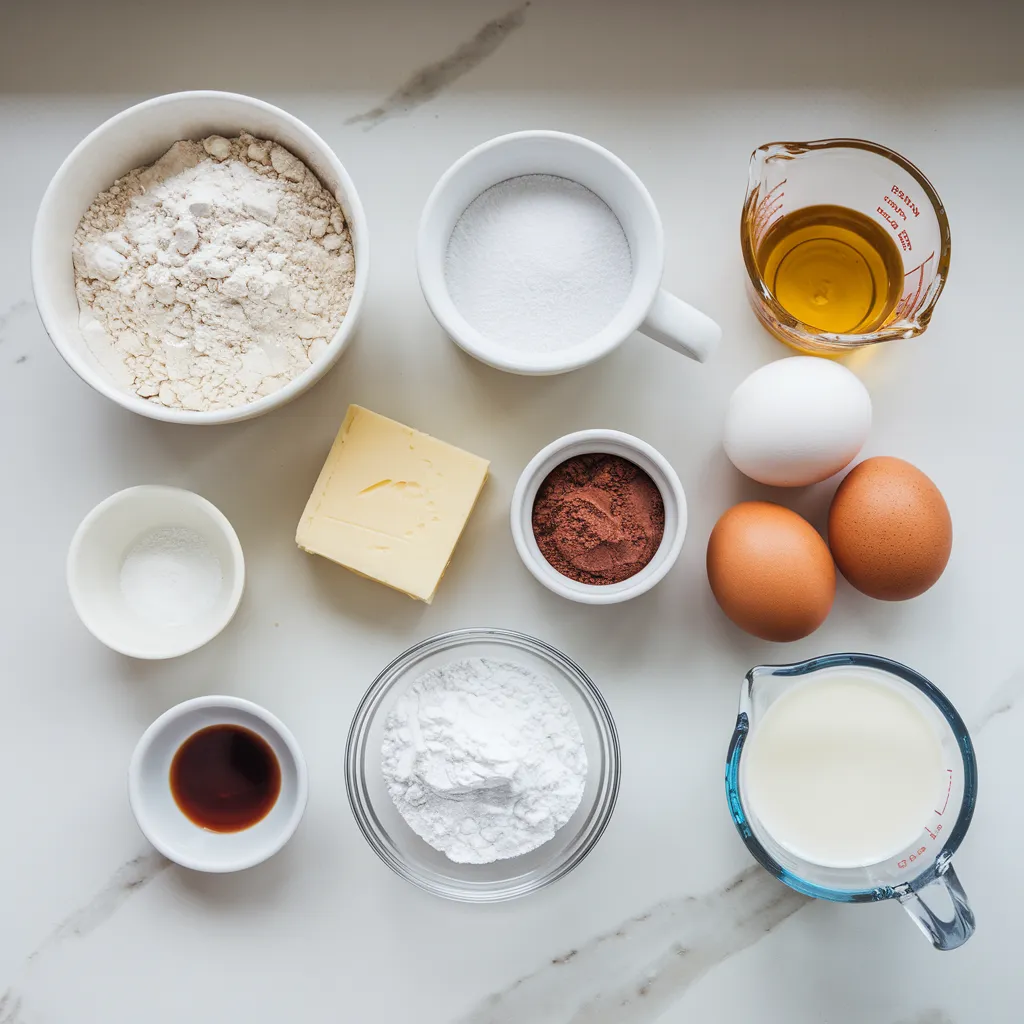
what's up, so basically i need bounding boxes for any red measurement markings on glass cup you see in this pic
[882,195,908,221]
[934,768,954,816]
[890,185,921,218]
[877,206,905,240]
[894,768,953,870]
[751,179,786,250]
[898,827,943,870]
[878,185,919,251]
[893,252,936,321]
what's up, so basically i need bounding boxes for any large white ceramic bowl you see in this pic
[32,90,369,424]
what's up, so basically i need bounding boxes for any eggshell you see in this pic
[828,456,952,600]
[724,357,872,487]
[707,501,836,642]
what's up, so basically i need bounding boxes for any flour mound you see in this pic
[72,133,355,412]
[381,657,588,865]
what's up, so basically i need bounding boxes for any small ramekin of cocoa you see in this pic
[510,429,687,604]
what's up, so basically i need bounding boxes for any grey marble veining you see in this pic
[0,991,23,1024]
[346,2,529,129]
[458,868,808,1024]
[0,300,33,339]
[973,669,1024,730]
[0,851,171,1022]
[0,301,36,369]
[26,850,171,963]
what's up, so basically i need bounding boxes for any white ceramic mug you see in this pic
[417,130,721,375]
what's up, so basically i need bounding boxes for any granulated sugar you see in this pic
[444,175,632,353]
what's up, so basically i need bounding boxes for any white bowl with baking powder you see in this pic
[32,90,369,424]
[67,485,245,659]
[510,429,687,604]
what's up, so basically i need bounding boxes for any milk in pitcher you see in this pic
[741,672,946,869]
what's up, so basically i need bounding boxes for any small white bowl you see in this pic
[67,485,245,659]
[510,430,687,604]
[129,696,308,873]
[32,90,369,424]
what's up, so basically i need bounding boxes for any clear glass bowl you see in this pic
[345,628,621,902]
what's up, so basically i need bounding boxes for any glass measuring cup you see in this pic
[741,139,951,355]
[726,654,977,950]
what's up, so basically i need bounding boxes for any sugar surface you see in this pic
[444,175,632,354]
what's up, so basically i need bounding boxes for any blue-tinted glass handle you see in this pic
[898,861,974,951]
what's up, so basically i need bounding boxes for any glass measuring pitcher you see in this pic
[726,654,977,950]
[741,139,951,355]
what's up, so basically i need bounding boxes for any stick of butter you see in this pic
[296,405,489,603]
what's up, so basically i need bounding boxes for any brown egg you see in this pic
[707,501,836,642]
[828,456,952,601]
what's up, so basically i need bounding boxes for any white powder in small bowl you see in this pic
[119,526,223,627]
[444,174,632,354]
[381,657,588,864]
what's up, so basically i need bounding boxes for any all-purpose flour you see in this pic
[72,134,355,411]
[381,657,588,864]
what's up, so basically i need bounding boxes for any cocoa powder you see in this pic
[531,453,665,585]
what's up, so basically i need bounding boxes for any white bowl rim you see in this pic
[510,429,687,604]
[127,694,309,873]
[416,129,664,375]
[31,89,369,425]
[66,484,246,659]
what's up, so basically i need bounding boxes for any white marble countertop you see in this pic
[2,2,1023,1021]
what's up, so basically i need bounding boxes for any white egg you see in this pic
[723,357,872,487]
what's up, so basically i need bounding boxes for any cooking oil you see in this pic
[755,205,904,334]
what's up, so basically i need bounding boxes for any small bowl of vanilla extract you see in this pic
[129,696,308,873]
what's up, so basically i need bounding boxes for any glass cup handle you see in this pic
[898,861,975,950]
[640,288,721,364]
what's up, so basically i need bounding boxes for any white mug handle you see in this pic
[639,288,721,363]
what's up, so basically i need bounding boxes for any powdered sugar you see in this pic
[72,133,355,412]
[444,174,632,353]
[381,657,588,864]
